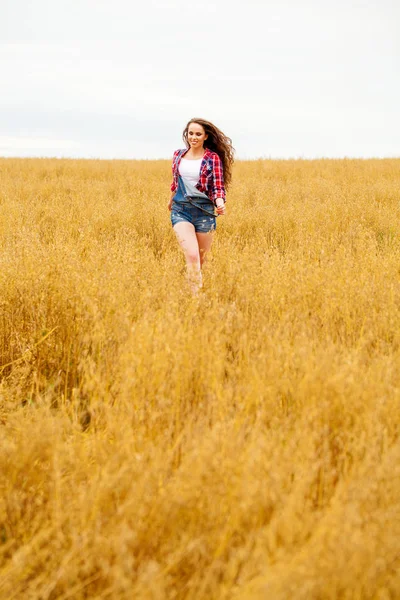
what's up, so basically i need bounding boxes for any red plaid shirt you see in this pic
[170,148,226,204]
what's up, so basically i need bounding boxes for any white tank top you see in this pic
[179,158,202,185]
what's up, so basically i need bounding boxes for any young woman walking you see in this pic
[168,118,234,293]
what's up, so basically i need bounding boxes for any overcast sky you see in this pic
[1,0,399,159]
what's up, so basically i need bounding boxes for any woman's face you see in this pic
[187,122,208,149]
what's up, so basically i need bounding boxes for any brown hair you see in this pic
[183,118,235,189]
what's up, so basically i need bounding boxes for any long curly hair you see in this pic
[182,118,235,189]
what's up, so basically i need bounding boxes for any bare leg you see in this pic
[173,222,202,293]
[196,231,215,268]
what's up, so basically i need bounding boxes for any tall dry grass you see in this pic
[0,156,399,599]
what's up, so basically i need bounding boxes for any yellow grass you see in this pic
[0,156,400,599]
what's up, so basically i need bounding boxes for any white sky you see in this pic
[1,0,399,159]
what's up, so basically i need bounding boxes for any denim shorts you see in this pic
[171,201,216,233]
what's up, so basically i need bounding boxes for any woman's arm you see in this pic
[169,150,179,210]
[211,154,226,214]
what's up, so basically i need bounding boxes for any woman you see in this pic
[169,118,234,293]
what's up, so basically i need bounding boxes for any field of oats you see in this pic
[0,156,400,599]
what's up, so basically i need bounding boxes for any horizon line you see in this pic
[1,154,400,162]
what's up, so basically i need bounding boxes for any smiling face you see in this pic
[187,122,208,149]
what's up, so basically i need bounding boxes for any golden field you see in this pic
[0,157,399,599]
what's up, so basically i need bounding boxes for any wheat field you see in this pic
[0,157,399,599]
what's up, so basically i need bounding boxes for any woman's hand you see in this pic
[168,198,173,211]
[215,198,225,215]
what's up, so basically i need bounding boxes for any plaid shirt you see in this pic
[170,148,226,204]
